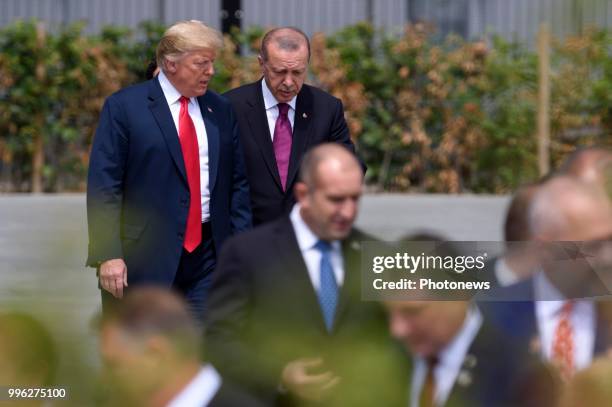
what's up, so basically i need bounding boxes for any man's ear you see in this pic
[258,55,265,70]
[294,182,308,204]
[165,59,177,74]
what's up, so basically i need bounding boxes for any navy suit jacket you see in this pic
[223,80,363,226]
[479,278,610,356]
[86,78,252,285]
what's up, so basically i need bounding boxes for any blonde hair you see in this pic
[156,20,223,71]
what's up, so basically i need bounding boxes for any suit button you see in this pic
[178,232,184,239]
[180,198,188,206]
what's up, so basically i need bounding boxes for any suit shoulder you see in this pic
[223,81,259,103]
[220,219,284,253]
[107,80,150,102]
[201,90,231,109]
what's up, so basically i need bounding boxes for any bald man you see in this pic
[481,176,612,381]
[223,27,363,226]
[205,144,397,406]
[558,146,612,189]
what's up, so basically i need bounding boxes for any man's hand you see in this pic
[99,258,128,298]
[281,358,340,402]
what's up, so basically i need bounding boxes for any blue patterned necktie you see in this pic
[315,240,338,332]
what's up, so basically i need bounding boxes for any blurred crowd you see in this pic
[2,18,612,407]
[2,145,610,407]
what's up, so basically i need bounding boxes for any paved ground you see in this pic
[0,193,509,399]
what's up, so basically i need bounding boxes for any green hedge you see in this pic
[0,20,609,192]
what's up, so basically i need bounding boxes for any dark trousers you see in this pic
[101,222,216,324]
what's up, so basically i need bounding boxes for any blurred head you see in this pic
[502,182,542,280]
[295,144,363,241]
[529,176,612,242]
[558,146,612,188]
[99,287,201,403]
[156,20,223,97]
[529,177,612,296]
[0,313,56,387]
[385,301,469,358]
[505,183,540,242]
[259,27,310,103]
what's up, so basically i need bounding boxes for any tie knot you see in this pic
[277,103,289,117]
[315,240,332,253]
[561,301,574,315]
[180,96,190,107]
[426,355,439,369]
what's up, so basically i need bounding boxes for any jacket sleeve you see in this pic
[86,96,129,267]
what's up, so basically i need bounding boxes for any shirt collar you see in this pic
[289,204,341,252]
[534,271,569,317]
[158,70,194,106]
[436,305,483,371]
[261,78,297,112]
[166,364,222,407]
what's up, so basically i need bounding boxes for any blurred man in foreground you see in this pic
[99,286,262,407]
[385,299,555,406]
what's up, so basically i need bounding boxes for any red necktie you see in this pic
[178,96,201,252]
[420,356,438,407]
[552,301,574,381]
[272,103,292,191]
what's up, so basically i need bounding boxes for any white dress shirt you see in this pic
[166,364,222,407]
[534,272,595,371]
[289,204,344,291]
[158,70,210,222]
[262,79,297,140]
[410,306,483,407]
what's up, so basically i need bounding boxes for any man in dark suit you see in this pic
[98,287,263,407]
[223,27,362,226]
[205,144,396,406]
[384,299,556,407]
[87,20,252,319]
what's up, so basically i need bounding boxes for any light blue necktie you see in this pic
[315,240,338,332]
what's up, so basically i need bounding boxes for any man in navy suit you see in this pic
[87,20,251,320]
[223,27,363,226]
[481,176,612,380]
[98,287,263,407]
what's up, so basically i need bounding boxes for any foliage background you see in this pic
[0,20,609,193]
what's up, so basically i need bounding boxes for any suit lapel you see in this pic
[246,80,283,191]
[148,79,188,185]
[198,93,219,192]
[286,86,314,190]
[333,232,361,331]
[272,218,329,333]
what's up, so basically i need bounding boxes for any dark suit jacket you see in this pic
[209,380,266,407]
[393,317,557,407]
[86,78,252,285]
[204,216,398,406]
[445,320,556,407]
[223,80,362,226]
